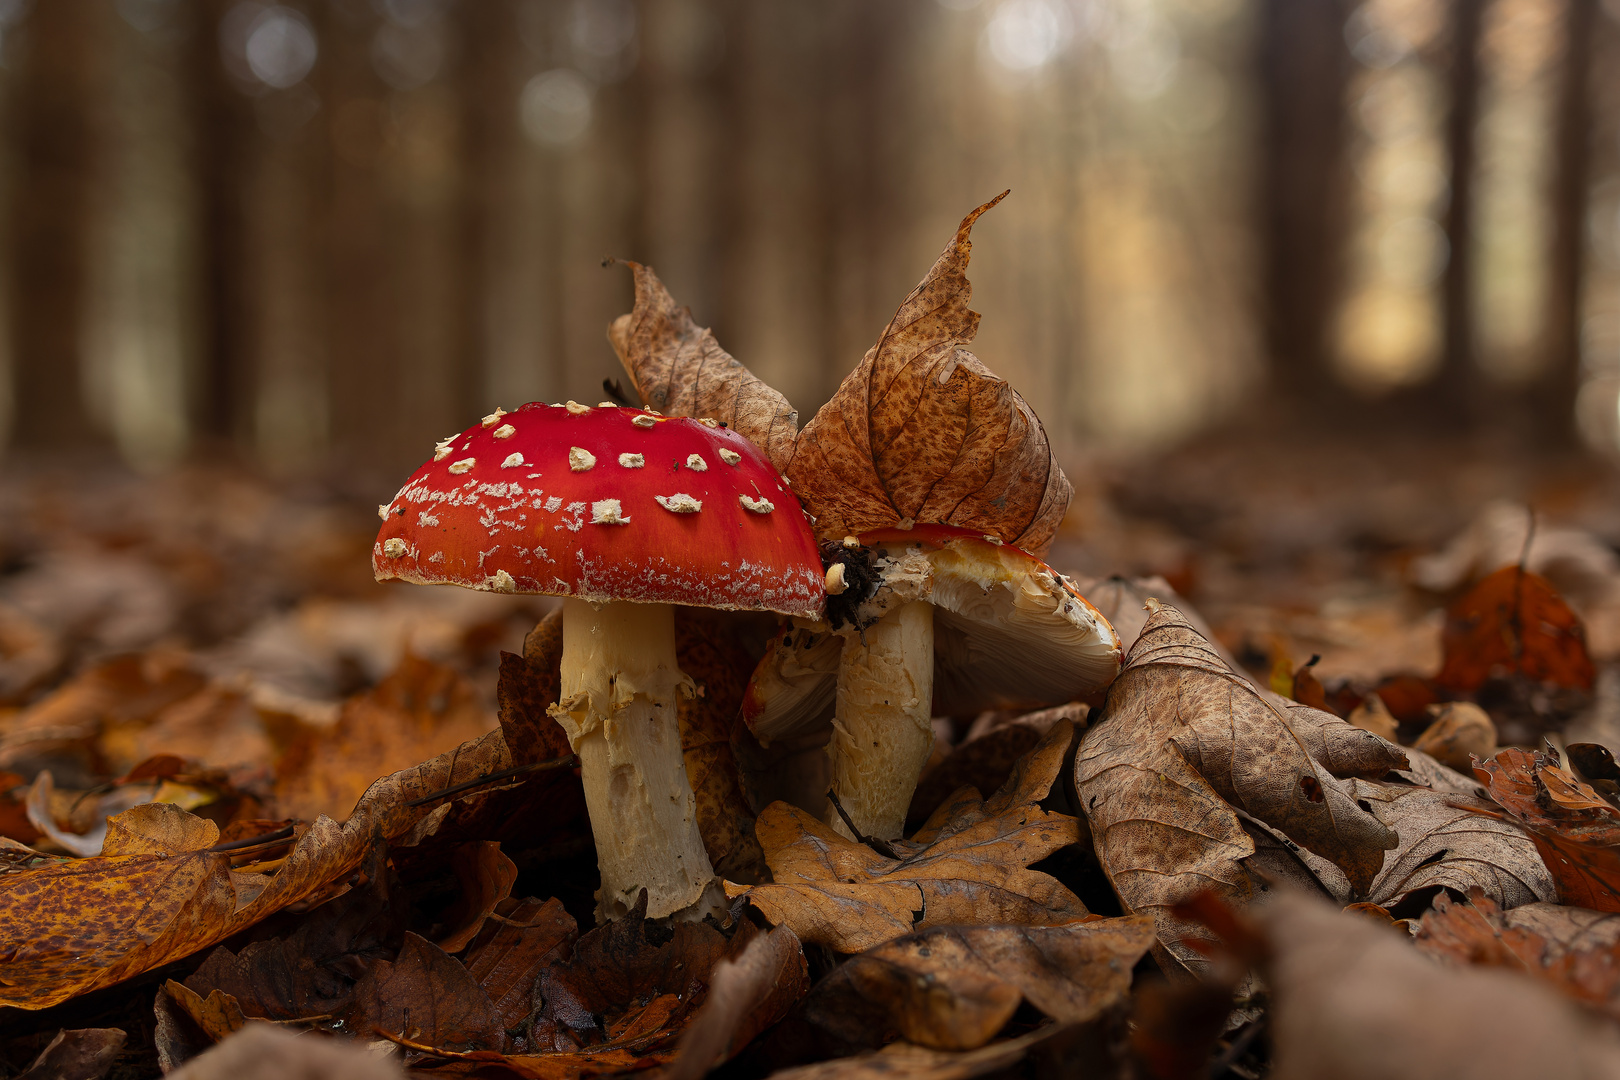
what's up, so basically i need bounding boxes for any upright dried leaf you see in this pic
[1436,565,1595,695]
[665,924,810,1080]
[730,720,1088,953]
[1074,602,1402,966]
[804,919,1154,1052]
[786,195,1071,556]
[609,261,798,471]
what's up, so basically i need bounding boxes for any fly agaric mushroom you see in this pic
[374,402,824,920]
[744,523,1121,841]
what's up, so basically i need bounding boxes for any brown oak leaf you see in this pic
[803,918,1154,1052]
[728,719,1088,953]
[1074,601,1403,967]
[785,194,1071,556]
[608,261,798,472]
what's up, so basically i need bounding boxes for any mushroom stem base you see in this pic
[549,598,715,921]
[826,600,935,841]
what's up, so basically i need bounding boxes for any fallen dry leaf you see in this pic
[498,610,572,769]
[665,924,810,1080]
[676,609,769,883]
[435,841,519,953]
[271,654,495,823]
[167,1023,405,1080]
[1418,889,1620,1020]
[609,260,799,472]
[1346,693,1398,741]
[1074,601,1403,967]
[804,918,1154,1052]
[785,194,1071,556]
[341,931,504,1051]
[1436,565,1595,696]
[729,719,1088,953]
[765,1021,1105,1080]
[1251,891,1620,1080]
[906,703,1086,832]
[159,979,248,1045]
[462,895,578,1035]
[0,724,514,1009]
[1474,746,1620,912]
[15,1028,126,1080]
[1412,701,1497,771]
[1263,779,1555,909]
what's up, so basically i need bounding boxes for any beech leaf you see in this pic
[609,260,798,472]
[728,720,1088,953]
[785,194,1071,556]
[1074,601,1403,966]
[804,919,1154,1052]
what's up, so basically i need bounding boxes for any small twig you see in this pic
[405,755,575,808]
[208,825,297,853]
[826,790,899,858]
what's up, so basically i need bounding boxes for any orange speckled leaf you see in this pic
[609,261,798,472]
[786,194,1071,557]
[0,726,514,1009]
[1436,565,1595,695]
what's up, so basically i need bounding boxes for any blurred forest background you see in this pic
[0,0,1618,494]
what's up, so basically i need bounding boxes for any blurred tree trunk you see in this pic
[188,0,251,452]
[1256,0,1354,415]
[1539,0,1598,444]
[1436,0,1484,426]
[7,1,106,453]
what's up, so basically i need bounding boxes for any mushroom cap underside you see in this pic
[373,403,825,619]
[744,526,1122,740]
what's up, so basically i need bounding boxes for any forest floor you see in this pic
[2,423,1619,1080]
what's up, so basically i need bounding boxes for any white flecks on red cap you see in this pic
[686,454,708,471]
[591,498,629,525]
[449,458,476,474]
[383,538,408,557]
[502,453,525,468]
[482,408,507,427]
[656,493,702,514]
[494,424,516,439]
[632,414,657,429]
[565,401,591,415]
[740,495,775,514]
[719,448,741,465]
[569,447,596,471]
[619,452,645,468]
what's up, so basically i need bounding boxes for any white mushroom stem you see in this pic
[548,597,715,920]
[825,599,935,841]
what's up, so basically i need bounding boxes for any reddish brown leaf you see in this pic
[785,194,1071,556]
[1418,889,1620,1020]
[158,980,247,1044]
[341,932,503,1051]
[666,923,809,1080]
[436,842,519,954]
[1474,746,1620,911]
[462,896,578,1035]
[497,608,572,769]
[1436,565,1595,696]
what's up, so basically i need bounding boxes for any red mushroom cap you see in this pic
[374,403,826,619]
